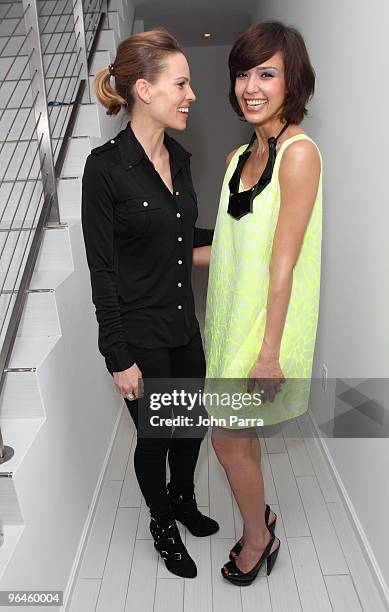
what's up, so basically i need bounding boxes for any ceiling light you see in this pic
[204,33,211,38]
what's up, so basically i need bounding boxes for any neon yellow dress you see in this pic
[204,134,322,428]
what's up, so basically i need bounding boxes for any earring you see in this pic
[147,98,151,104]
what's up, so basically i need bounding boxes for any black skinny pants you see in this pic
[121,331,207,523]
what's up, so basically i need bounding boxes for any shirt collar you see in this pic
[117,121,192,170]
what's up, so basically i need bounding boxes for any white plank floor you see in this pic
[68,408,386,612]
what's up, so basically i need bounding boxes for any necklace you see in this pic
[227,122,290,220]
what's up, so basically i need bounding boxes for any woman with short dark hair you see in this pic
[82,29,218,579]
[204,21,322,586]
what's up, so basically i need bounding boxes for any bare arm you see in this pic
[193,245,211,266]
[247,140,321,396]
[260,139,321,360]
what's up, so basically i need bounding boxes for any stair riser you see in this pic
[0,478,23,526]
[59,137,91,178]
[0,226,73,293]
[58,177,81,220]
[0,291,61,345]
[88,50,112,76]
[36,226,74,271]
[0,371,44,419]
[109,0,125,19]
[0,292,60,348]
[19,292,61,337]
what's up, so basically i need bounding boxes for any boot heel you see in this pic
[266,540,280,575]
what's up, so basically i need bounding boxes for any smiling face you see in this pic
[143,52,196,130]
[234,51,286,127]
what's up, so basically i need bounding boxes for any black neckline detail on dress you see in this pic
[227,123,290,220]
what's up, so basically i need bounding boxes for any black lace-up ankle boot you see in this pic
[167,483,219,537]
[149,517,197,578]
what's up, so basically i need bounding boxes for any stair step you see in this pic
[57,177,82,221]
[109,0,125,20]
[89,50,113,76]
[0,526,25,579]
[0,418,45,476]
[73,104,100,137]
[7,335,59,370]
[0,225,73,293]
[30,268,72,291]
[97,28,117,54]
[0,291,60,341]
[59,137,91,178]
[0,370,44,419]
[36,225,74,272]
[0,476,23,524]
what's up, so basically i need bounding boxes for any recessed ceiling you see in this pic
[134,0,256,47]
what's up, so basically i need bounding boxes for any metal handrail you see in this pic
[0,0,108,464]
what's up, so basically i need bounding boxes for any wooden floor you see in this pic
[68,408,385,612]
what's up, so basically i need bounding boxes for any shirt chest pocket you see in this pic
[115,196,168,237]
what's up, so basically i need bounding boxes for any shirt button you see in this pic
[178,282,182,287]
[177,236,183,242]
[143,201,149,207]
[177,305,182,310]
[175,191,180,196]
[176,213,181,218]
[178,259,182,265]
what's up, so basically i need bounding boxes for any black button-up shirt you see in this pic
[81,121,213,372]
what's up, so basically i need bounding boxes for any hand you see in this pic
[247,357,285,403]
[113,363,143,400]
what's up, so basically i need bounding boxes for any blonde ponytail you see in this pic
[92,30,182,116]
[92,66,126,116]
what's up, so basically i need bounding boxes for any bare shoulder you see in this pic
[279,136,321,202]
[281,137,321,173]
[225,148,238,169]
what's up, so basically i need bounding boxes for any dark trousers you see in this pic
[123,332,207,523]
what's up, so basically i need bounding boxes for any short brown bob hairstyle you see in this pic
[229,21,315,124]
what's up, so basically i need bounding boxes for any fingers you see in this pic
[248,377,285,404]
[113,368,143,400]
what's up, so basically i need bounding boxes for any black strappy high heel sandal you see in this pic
[229,504,277,560]
[222,534,281,586]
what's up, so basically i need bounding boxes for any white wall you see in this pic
[253,0,389,597]
[0,220,123,605]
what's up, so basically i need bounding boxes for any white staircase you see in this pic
[0,0,136,606]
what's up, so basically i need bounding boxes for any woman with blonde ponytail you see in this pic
[81,29,218,579]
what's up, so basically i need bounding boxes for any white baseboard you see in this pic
[307,409,389,608]
[62,404,124,611]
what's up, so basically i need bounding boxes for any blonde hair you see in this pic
[92,29,183,116]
